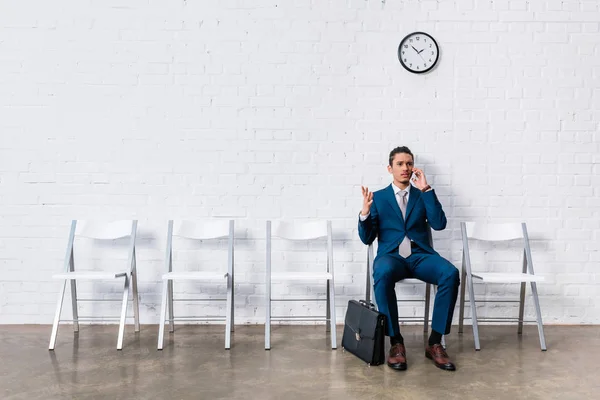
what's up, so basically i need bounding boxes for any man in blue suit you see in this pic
[358,146,459,371]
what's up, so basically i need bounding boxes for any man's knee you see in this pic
[373,259,396,284]
[441,264,460,287]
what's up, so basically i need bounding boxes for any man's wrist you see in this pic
[420,185,432,192]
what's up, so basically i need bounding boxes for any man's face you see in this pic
[387,152,414,186]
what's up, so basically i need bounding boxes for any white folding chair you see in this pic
[49,220,140,351]
[458,222,546,351]
[157,220,234,350]
[265,220,336,350]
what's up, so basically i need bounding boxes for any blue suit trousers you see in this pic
[373,247,460,337]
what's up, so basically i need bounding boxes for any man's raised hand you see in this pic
[361,186,373,216]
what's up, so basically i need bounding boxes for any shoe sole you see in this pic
[387,362,407,371]
[425,351,456,371]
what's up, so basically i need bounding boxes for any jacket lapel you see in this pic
[404,185,419,221]
[385,184,404,223]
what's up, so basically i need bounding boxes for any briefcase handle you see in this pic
[358,300,377,311]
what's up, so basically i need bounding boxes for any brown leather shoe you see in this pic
[387,343,407,371]
[425,344,456,371]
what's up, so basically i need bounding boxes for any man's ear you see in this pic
[387,164,392,174]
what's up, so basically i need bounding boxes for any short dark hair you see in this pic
[388,146,414,166]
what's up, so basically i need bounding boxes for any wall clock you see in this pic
[398,32,439,74]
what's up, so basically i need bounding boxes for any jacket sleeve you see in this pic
[421,189,447,231]
[358,199,379,245]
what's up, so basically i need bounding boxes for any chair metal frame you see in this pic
[157,219,235,350]
[49,220,139,351]
[265,220,336,350]
[458,221,546,351]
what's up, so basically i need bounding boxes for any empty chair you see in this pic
[458,222,546,351]
[157,220,234,350]
[265,220,336,350]
[49,220,140,351]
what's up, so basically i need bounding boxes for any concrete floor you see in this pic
[0,324,598,400]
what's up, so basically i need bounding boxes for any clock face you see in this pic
[398,32,439,74]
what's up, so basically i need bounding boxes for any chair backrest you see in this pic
[270,220,329,240]
[75,220,136,239]
[165,219,234,274]
[65,220,137,273]
[266,220,333,274]
[173,219,231,240]
[460,221,534,275]
[463,222,524,242]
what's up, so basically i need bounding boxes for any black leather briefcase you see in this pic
[342,300,386,366]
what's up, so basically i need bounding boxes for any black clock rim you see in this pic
[398,31,439,74]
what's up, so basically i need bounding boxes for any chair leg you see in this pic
[530,282,547,351]
[225,275,233,350]
[69,280,79,332]
[49,280,68,350]
[328,278,337,349]
[168,280,175,333]
[467,275,480,350]
[132,270,141,333]
[424,284,431,333]
[325,282,331,333]
[518,251,528,335]
[265,223,272,350]
[458,266,467,334]
[117,275,130,351]
[265,282,271,350]
[231,275,235,332]
[518,282,526,335]
[157,280,169,350]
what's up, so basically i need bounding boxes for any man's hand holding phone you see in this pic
[412,168,431,192]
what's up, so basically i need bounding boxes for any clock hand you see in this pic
[418,48,425,54]
[411,45,419,53]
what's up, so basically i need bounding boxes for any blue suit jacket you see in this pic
[358,184,447,259]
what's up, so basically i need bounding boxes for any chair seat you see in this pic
[271,272,333,281]
[162,271,228,280]
[472,272,544,283]
[53,271,128,280]
[397,278,425,284]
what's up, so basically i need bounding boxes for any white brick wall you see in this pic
[1,0,599,325]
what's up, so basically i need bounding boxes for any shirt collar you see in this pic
[392,182,411,195]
